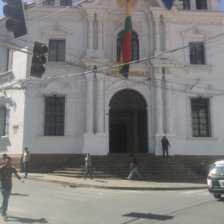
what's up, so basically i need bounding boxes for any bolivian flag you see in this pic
[119,0,132,78]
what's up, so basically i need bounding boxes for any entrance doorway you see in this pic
[109,89,148,154]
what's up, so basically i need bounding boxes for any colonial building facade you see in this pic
[0,0,223,163]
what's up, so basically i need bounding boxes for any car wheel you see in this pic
[213,194,221,199]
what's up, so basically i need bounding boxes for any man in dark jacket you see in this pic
[0,157,24,220]
[161,136,171,157]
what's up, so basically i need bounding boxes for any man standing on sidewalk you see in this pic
[22,147,31,178]
[0,157,24,220]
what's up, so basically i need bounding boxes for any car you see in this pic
[207,160,224,199]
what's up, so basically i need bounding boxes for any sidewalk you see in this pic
[20,172,207,191]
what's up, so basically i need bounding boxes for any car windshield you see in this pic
[211,165,224,175]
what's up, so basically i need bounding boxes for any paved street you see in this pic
[0,178,222,224]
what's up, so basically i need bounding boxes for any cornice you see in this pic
[27,7,85,23]
[0,71,13,82]
[170,17,224,25]
[184,64,213,73]
[40,23,73,35]
[150,7,224,25]
[150,57,184,74]
[181,26,211,39]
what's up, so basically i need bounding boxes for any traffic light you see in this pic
[30,41,48,78]
[3,0,27,39]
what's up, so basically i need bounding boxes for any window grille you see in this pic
[0,106,6,137]
[60,0,72,6]
[183,0,191,9]
[191,98,210,137]
[43,0,55,6]
[44,96,65,136]
[117,31,139,63]
[196,0,207,10]
[48,40,65,62]
[189,42,205,65]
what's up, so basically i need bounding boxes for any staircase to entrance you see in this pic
[50,154,210,182]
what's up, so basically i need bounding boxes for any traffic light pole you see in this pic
[0,42,31,55]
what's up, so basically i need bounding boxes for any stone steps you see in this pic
[50,154,205,181]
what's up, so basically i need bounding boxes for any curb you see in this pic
[25,176,208,191]
[67,184,207,191]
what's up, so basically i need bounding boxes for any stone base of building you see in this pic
[4,154,224,175]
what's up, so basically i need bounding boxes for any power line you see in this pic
[28,32,224,89]
[1,35,224,96]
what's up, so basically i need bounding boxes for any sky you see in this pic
[0,0,224,18]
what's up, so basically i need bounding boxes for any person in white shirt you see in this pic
[83,153,93,180]
[22,147,31,178]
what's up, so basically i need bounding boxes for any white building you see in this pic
[0,0,224,165]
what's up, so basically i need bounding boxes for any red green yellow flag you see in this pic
[119,0,132,78]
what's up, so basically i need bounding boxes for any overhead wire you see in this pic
[1,33,224,96]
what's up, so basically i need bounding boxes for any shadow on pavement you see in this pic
[6,216,48,223]
[11,193,29,197]
[93,180,108,183]
[123,212,173,223]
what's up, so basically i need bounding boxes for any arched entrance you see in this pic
[109,89,148,153]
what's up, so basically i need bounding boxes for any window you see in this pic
[48,40,65,62]
[189,42,205,65]
[196,0,207,10]
[2,49,13,72]
[43,0,55,6]
[191,98,210,137]
[0,106,6,136]
[6,49,10,72]
[44,96,65,136]
[60,0,72,6]
[117,31,139,63]
[183,0,191,9]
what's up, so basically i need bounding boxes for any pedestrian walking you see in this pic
[83,153,93,180]
[128,154,142,180]
[161,136,171,157]
[22,147,31,178]
[0,154,7,166]
[0,156,24,220]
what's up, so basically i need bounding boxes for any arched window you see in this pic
[117,30,139,62]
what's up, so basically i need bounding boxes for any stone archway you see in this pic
[109,89,148,154]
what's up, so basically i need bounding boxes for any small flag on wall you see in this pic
[162,0,173,10]
[119,0,132,78]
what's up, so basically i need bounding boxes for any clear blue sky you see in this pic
[0,0,224,18]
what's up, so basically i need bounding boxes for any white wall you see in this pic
[1,0,224,156]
